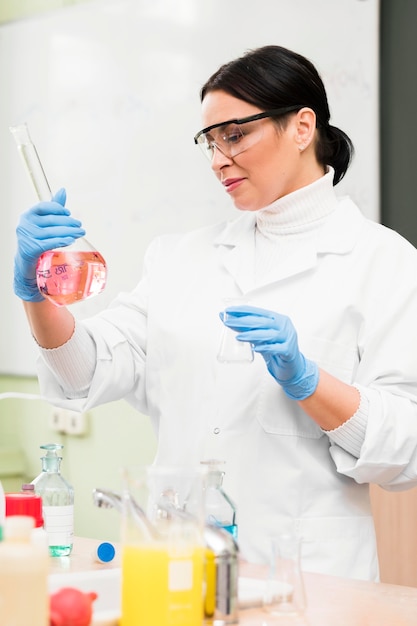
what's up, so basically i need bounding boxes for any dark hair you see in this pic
[200,45,353,185]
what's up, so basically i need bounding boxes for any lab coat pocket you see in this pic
[256,379,323,438]
[298,516,378,580]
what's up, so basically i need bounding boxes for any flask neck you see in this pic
[207,470,224,488]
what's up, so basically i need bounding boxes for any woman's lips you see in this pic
[222,178,245,193]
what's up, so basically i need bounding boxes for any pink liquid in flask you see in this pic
[36,247,107,306]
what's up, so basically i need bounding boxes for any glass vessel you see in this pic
[217,298,254,363]
[201,460,238,539]
[120,465,206,626]
[36,241,107,306]
[31,443,74,557]
[263,532,306,616]
[10,123,107,306]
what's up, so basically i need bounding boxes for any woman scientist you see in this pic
[13,45,417,580]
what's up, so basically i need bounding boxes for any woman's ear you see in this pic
[294,107,316,151]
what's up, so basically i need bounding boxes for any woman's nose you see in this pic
[210,144,233,171]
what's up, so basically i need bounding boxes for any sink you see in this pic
[48,568,121,626]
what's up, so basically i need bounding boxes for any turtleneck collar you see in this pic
[256,167,338,236]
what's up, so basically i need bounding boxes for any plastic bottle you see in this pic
[31,443,74,556]
[5,490,48,548]
[201,460,238,539]
[0,480,5,541]
[0,515,49,626]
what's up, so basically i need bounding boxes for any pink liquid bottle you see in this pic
[10,123,107,306]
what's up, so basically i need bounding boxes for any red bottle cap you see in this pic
[5,492,44,528]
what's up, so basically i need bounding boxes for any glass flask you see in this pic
[31,443,74,557]
[217,298,254,363]
[10,123,107,306]
[201,459,238,539]
[263,532,306,616]
[35,242,107,306]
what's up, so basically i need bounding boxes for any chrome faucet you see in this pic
[92,487,158,539]
[92,487,123,512]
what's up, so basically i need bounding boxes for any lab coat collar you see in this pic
[213,181,365,292]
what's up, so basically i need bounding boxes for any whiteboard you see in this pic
[0,0,379,375]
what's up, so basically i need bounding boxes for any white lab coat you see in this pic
[38,184,417,581]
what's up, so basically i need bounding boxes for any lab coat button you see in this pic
[213,427,220,434]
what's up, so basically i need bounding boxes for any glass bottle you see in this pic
[10,123,107,306]
[201,460,238,539]
[31,443,74,556]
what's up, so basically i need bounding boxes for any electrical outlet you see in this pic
[64,410,88,436]
[49,408,66,433]
[48,408,88,436]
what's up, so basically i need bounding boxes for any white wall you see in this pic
[0,0,380,374]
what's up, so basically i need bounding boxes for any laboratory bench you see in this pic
[50,537,417,626]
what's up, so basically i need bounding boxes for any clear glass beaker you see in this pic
[120,465,206,626]
[10,123,107,306]
[263,532,307,616]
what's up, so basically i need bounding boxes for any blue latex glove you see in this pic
[220,304,319,400]
[14,188,86,302]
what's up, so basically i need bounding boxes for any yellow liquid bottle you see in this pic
[121,542,205,626]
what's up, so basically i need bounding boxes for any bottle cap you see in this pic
[95,541,116,563]
[5,493,44,528]
[21,483,35,492]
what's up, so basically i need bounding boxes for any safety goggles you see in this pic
[194,105,304,161]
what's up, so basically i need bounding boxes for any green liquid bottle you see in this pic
[31,443,74,556]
